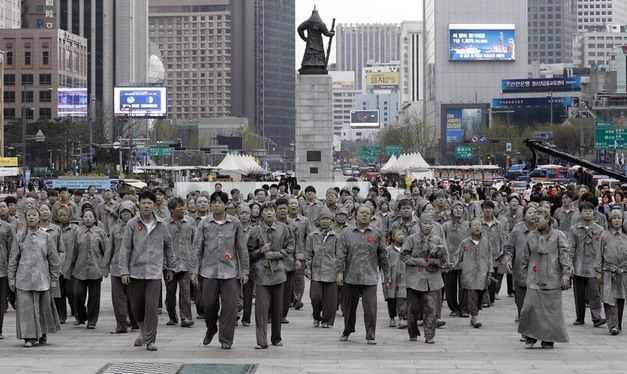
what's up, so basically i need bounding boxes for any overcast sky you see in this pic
[295,0,424,67]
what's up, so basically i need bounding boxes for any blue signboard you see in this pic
[445,108,483,143]
[449,24,516,61]
[58,88,88,117]
[114,87,168,117]
[492,97,574,107]
[501,77,581,93]
[51,179,113,190]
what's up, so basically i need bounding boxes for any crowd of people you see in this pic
[0,177,626,351]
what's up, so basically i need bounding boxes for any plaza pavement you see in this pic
[0,280,626,374]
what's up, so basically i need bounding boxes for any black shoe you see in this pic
[593,318,607,328]
[110,328,128,334]
[449,311,459,317]
[573,320,585,325]
[166,320,177,326]
[272,341,283,346]
[73,321,85,326]
[86,324,96,329]
[540,341,554,349]
[180,320,194,328]
[436,320,446,328]
[460,312,469,318]
[294,300,304,310]
[203,332,213,346]
[611,327,620,335]
[221,343,232,350]
[38,335,47,345]
[281,318,289,324]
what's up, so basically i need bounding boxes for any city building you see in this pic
[573,26,627,70]
[149,0,232,120]
[335,23,401,89]
[423,0,529,162]
[251,0,295,155]
[577,0,627,31]
[400,21,423,104]
[0,0,19,29]
[1,28,88,121]
[332,89,359,136]
[527,0,577,64]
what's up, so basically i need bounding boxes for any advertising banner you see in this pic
[501,77,581,93]
[449,24,516,61]
[114,87,167,117]
[365,72,399,89]
[58,88,88,117]
[445,108,483,143]
[350,110,380,128]
[492,97,574,107]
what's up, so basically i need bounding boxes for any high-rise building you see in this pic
[528,0,577,64]
[423,0,528,162]
[400,21,423,104]
[335,23,401,89]
[149,1,232,120]
[577,0,627,31]
[573,26,627,69]
[0,0,20,29]
[21,0,149,141]
[1,28,88,121]
[252,0,295,154]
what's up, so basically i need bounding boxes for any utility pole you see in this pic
[89,95,95,171]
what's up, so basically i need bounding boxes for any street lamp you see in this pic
[89,95,96,171]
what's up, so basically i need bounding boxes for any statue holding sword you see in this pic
[297,6,335,75]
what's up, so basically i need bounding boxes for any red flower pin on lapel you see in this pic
[395,285,400,292]
[418,265,423,272]
[366,236,373,243]
[463,245,469,252]
[532,265,538,273]
[224,254,231,262]
[137,225,143,231]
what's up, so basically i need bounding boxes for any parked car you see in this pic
[506,164,529,180]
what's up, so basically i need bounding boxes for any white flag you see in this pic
[622,153,625,166]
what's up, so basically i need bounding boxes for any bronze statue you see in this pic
[298,7,335,75]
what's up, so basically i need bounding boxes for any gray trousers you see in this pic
[342,284,377,340]
[203,277,240,346]
[111,275,135,332]
[466,289,484,317]
[0,277,6,334]
[242,281,254,324]
[53,276,68,322]
[514,285,527,318]
[604,299,625,331]
[64,276,76,317]
[165,271,192,322]
[310,280,337,325]
[195,276,204,316]
[129,278,161,344]
[74,278,102,325]
[282,271,294,318]
[293,263,305,301]
[255,283,284,347]
[573,275,603,322]
[407,288,438,340]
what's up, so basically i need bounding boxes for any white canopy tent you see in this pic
[216,154,268,181]
[381,152,431,175]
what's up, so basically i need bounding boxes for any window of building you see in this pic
[39,74,52,85]
[42,51,49,65]
[23,91,34,102]
[6,51,12,65]
[39,108,52,118]
[4,74,15,86]
[39,90,52,102]
[4,91,15,103]
[24,51,32,65]
[4,108,15,119]
[22,74,34,85]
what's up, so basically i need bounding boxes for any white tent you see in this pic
[381,152,431,174]
[380,155,397,172]
[217,154,247,174]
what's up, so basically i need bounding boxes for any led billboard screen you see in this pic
[350,110,380,128]
[58,88,88,117]
[114,87,167,117]
[445,108,483,143]
[501,77,581,93]
[449,24,516,61]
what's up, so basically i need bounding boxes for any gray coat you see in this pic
[248,220,293,286]
[193,214,249,280]
[96,200,119,236]
[64,225,109,280]
[568,222,604,277]
[442,219,470,270]
[482,219,509,273]
[503,221,536,287]
[455,236,493,291]
[401,232,447,292]
[102,220,127,277]
[337,224,390,286]
[384,244,406,299]
[553,207,579,234]
[595,229,627,305]
[305,228,338,283]
[0,220,15,278]
[166,216,196,273]
[523,228,572,290]
[118,214,177,280]
[282,218,304,272]
[60,223,78,278]
[8,229,60,291]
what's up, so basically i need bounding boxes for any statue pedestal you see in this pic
[295,74,333,181]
